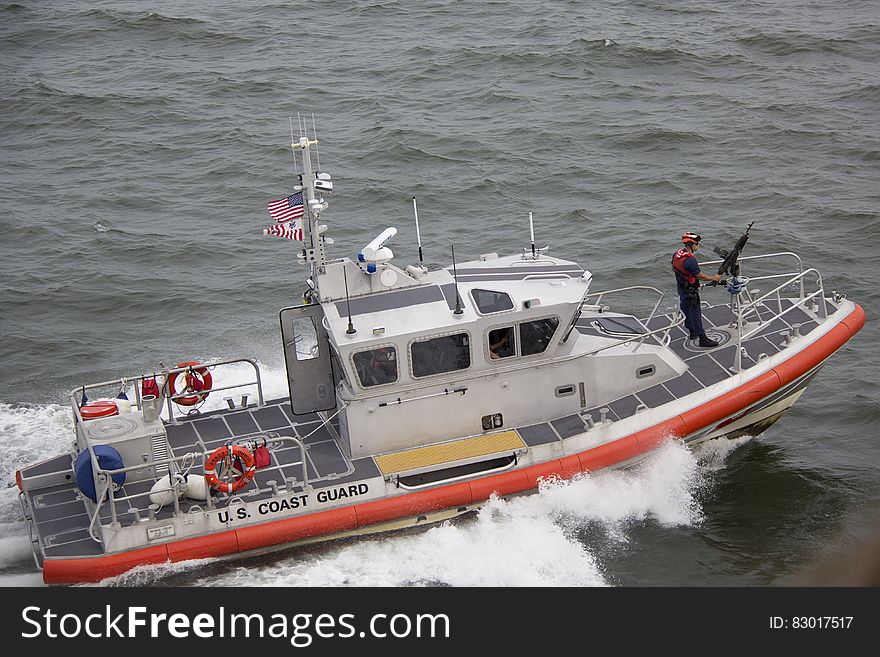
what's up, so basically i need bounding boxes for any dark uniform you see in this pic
[672,247,705,338]
[672,231,719,347]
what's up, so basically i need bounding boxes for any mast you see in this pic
[291,135,327,290]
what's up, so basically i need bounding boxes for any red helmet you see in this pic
[682,232,701,245]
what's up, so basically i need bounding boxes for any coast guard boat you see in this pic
[16,133,865,584]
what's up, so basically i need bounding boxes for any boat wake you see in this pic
[171,442,706,587]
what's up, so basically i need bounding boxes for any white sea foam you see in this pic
[692,435,753,472]
[186,441,705,588]
[0,532,35,567]
[88,559,214,588]
[0,572,45,587]
[1,401,73,481]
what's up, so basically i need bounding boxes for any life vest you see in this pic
[672,248,698,287]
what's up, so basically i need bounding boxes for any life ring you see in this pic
[167,361,213,406]
[203,445,256,494]
[80,400,119,420]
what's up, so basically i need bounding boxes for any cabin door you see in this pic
[279,303,337,415]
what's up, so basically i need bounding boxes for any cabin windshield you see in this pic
[520,317,559,355]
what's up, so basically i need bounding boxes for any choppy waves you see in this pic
[1,0,878,586]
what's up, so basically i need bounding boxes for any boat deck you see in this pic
[21,297,831,563]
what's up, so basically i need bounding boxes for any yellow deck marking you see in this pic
[375,430,525,476]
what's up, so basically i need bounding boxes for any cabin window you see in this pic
[488,326,515,360]
[520,317,560,356]
[352,346,399,388]
[471,289,514,315]
[411,332,471,378]
[291,317,319,361]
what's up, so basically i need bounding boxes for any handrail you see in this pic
[701,251,804,273]
[580,312,685,357]
[738,268,825,342]
[69,357,265,426]
[700,251,806,300]
[563,285,665,344]
[18,492,44,570]
[81,401,354,540]
[71,358,267,544]
[713,263,826,372]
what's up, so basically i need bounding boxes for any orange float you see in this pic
[167,361,213,406]
[204,444,256,494]
[80,400,119,420]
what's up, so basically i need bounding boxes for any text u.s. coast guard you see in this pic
[216,483,370,524]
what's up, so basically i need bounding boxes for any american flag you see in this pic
[267,192,304,223]
[263,224,303,241]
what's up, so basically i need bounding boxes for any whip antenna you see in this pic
[451,245,463,315]
[312,113,321,172]
[527,181,536,258]
[288,116,299,174]
[343,266,356,335]
[412,196,424,264]
[529,211,536,259]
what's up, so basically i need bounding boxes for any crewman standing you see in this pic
[672,232,722,348]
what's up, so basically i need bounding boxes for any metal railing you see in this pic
[698,252,827,372]
[81,413,360,545]
[77,388,353,546]
[83,432,319,544]
[69,357,265,427]
[67,358,265,543]
[564,285,683,355]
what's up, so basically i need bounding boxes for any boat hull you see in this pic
[36,303,864,584]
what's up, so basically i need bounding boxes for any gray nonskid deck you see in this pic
[517,298,830,449]
[25,398,379,559]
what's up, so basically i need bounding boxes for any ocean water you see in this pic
[1,0,878,587]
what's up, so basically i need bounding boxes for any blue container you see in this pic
[74,445,126,502]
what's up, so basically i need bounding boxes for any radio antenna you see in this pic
[529,211,536,259]
[527,181,536,258]
[312,113,321,172]
[289,116,299,174]
[343,266,356,335]
[412,196,424,264]
[451,245,463,315]
[298,112,307,147]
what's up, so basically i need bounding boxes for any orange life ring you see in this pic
[203,445,256,494]
[167,361,213,406]
[80,400,119,420]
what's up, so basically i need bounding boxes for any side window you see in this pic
[471,289,514,314]
[352,346,398,388]
[520,317,560,356]
[411,333,471,378]
[488,326,515,360]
